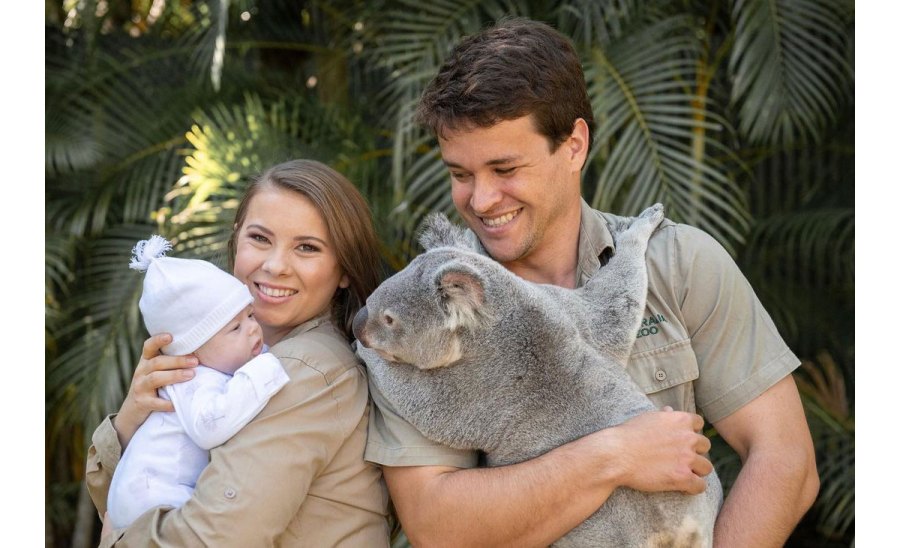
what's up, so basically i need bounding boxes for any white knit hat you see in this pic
[130,235,253,356]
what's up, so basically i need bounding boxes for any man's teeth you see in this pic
[259,285,297,297]
[482,211,518,227]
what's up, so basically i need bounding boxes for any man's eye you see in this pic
[496,167,516,175]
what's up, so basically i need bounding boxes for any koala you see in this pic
[353,204,723,547]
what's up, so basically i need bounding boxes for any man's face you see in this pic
[438,115,587,277]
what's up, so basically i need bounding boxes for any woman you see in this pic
[85,159,390,546]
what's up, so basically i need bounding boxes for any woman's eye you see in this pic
[249,233,269,244]
[297,244,319,253]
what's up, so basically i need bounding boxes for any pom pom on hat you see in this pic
[130,235,253,356]
[129,235,172,272]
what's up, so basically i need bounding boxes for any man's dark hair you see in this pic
[416,17,595,152]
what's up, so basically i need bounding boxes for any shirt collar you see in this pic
[574,199,615,288]
[270,311,330,349]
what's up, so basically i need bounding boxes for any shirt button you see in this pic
[224,488,237,499]
[654,370,667,381]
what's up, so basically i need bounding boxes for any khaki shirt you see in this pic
[364,200,800,468]
[86,315,390,547]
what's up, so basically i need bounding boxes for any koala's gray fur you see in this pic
[353,204,722,547]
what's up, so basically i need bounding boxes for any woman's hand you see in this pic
[100,512,112,540]
[112,333,198,449]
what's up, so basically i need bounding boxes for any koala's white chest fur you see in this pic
[354,205,722,547]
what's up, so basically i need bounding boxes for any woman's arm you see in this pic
[100,351,367,546]
[85,333,198,515]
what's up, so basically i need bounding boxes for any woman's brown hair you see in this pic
[228,159,383,340]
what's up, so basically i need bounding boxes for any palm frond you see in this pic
[739,206,853,359]
[585,15,750,253]
[556,0,642,47]
[729,0,853,145]
[743,208,854,289]
[46,226,155,447]
[168,91,388,263]
[363,0,531,190]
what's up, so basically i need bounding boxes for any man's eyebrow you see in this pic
[443,156,522,169]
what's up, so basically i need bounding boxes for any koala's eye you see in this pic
[382,312,394,326]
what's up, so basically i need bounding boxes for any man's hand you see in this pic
[592,408,712,494]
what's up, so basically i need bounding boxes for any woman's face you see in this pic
[233,185,349,345]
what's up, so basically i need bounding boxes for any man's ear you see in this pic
[418,213,473,251]
[435,263,485,329]
[567,117,590,172]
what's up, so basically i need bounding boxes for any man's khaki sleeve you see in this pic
[365,368,478,468]
[108,357,363,546]
[673,225,800,423]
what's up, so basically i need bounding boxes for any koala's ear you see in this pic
[435,263,486,329]
[418,213,472,251]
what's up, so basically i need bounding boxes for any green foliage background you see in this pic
[45,1,854,546]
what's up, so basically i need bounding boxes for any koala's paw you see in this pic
[638,203,665,225]
[625,203,664,239]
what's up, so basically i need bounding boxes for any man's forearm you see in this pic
[388,437,619,547]
[388,410,711,547]
[713,447,819,547]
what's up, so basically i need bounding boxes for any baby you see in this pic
[106,236,289,529]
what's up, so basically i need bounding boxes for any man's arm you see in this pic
[711,375,819,547]
[386,410,712,547]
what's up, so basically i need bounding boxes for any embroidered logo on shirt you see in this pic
[636,313,667,339]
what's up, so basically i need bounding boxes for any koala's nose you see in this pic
[352,307,369,343]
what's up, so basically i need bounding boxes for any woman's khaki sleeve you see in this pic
[108,356,364,546]
[85,415,123,518]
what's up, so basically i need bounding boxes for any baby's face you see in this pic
[195,305,264,375]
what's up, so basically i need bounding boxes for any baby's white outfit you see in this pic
[107,352,288,528]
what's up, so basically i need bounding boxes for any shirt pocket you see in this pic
[627,339,700,413]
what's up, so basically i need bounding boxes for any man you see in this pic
[365,18,819,547]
